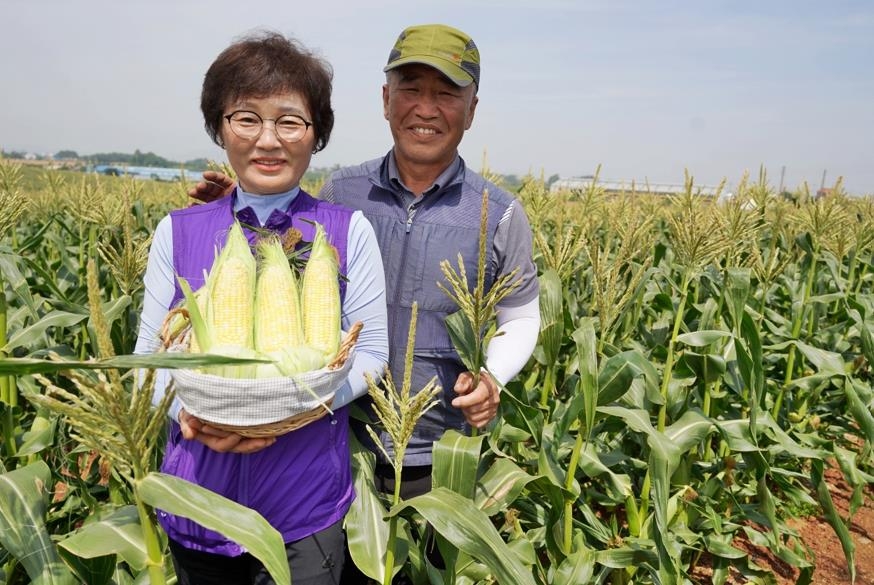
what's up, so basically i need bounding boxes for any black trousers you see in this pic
[169,518,345,585]
[340,465,433,585]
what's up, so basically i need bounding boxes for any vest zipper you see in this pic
[390,203,417,348]
[405,203,417,234]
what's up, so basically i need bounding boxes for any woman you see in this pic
[134,31,389,584]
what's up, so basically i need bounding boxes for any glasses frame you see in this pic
[224,110,313,143]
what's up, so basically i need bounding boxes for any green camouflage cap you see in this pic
[384,24,480,88]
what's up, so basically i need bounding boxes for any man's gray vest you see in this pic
[330,155,515,465]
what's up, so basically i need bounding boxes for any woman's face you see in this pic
[221,92,315,195]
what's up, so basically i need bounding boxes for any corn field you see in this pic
[0,158,872,585]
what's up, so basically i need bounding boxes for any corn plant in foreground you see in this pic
[1,166,872,584]
[0,159,28,417]
[438,188,522,419]
[30,259,172,584]
[364,302,441,584]
[0,256,293,583]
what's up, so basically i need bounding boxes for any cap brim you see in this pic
[383,55,474,87]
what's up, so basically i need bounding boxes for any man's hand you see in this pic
[451,371,500,429]
[188,170,236,204]
[179,409,275,454]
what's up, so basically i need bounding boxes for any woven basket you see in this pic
[161,316,362,438]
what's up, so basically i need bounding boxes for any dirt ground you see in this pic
[692,465,874,584]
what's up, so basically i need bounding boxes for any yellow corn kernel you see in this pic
[302,223,341,357]
[254,238,304,353]
[205,222,256,350]
[208,255,255,347]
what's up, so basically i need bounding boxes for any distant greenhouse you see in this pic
[550,177,731,200]
[92,165,205,182]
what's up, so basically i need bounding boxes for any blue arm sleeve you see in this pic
[332,211,389,407]
[134,215,184,421]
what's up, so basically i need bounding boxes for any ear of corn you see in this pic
[301,222,341,359]
[207,222,256,351]
[254,236,304,353]
[173,220,342,379]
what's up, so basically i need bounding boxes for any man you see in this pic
[191,23,540,499]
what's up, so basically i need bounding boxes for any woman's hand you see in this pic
[179,409,275,454]
[188,171,236,204]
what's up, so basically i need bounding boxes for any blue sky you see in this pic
[3,0,873,194]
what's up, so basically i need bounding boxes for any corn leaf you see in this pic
[444,310,479,374]
[724,267,751,333]
[676,330,733,347]
[344,434,408,582]
[0,251,40,319]
[432,430,484,500]
[596,350,646,405]
[473,458,538,516]
[137,472,290,585]
[845,380,874,444]
[178,276,211,352]
[2,310,88,352]
[811,459,856,583]
[575,441,633,500]
[848,307,874,366]
[714,418,763,453]
[734,320,762,441]
[0,461,78,585]
[538,269,564,364]
[664,410,714,453]
[553,547,596,585]
[55,548,116,585]
[497,382,544,448]
[0,352,269,376]
[793,341,848,376]
[680,350,727,384]
[389,487,537,585]
[16,409,56,457]
[57,505,147,570]
[648,432,682,585]
[572,318,597,442]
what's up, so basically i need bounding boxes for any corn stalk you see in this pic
[30,259,170,584]
[438,188,521,416]
[365,302,441,585]
[0,158,27,458]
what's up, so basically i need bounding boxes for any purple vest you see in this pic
[159,190,355,555]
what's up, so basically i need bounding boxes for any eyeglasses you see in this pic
[224,110,312,143]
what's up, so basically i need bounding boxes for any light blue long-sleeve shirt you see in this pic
[134,186,389,422]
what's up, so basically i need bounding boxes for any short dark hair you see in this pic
[201,31,334,153]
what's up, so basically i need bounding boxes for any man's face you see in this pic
[383,64,478,178]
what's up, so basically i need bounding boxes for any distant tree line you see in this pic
[1,148,209,171]
[1,149,551,190]
[83,149,211,171]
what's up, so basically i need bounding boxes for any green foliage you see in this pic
[1,163,873,583]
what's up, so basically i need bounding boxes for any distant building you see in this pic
[550,176,730,199]
[92,165,204,182]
